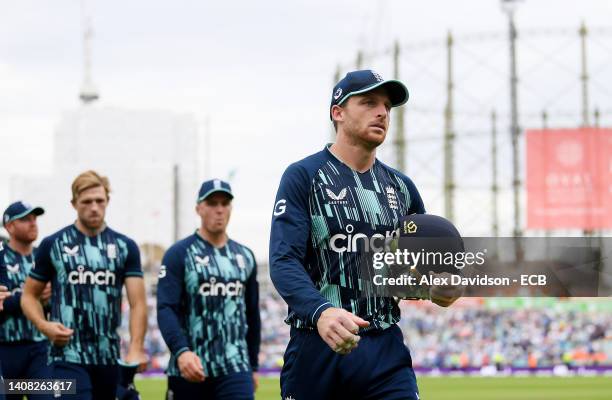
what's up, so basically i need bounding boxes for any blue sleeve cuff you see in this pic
[124,272,144,278]
[174,347,190,358]
[311,302,333,326]
[28,271,49,282]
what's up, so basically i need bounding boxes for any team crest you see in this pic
[386,186,398,210]
[236,254,246,269]
[372,71,384,82]
[107,244,117,259]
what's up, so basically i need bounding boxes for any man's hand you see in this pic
[429,272,463,307]
[177,351,205,383]
[0,285,10,311]
[40,321,74,346]
[40,283,52,306]
[252,372,259,391]
[125,347,149,372]
[316,307,370,355]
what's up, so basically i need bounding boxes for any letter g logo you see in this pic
[273,199,287,216]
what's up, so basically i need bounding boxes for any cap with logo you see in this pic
[398,214,464,275]
[330,69,409,120]
[197,179,234,203]
[3,201,45,227]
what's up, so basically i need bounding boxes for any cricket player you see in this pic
[157,179,261,400]
[0,251,9,400]
[0,256,10,311]
[21,171,147,400]
[270,70,461,399]
[0,202,52,398]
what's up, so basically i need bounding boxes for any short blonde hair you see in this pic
[71,170,111,203]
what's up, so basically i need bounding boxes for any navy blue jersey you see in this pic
[29,225,143,365]
[0,243,46,342]
[269,145,425,331]
[157,233,261,378]
[0,241,7,285]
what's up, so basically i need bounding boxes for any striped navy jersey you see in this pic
[157,233,261,378]
[269,145,425,331]
[29,225,143,365]
[0,243,46,342]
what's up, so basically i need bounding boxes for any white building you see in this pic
[11,105,202,247]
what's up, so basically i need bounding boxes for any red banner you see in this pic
[526,128,612,229]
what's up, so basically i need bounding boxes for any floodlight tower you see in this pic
[79,1,99,104]
[502,0,523,261]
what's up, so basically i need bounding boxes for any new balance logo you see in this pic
[63,245,79,256]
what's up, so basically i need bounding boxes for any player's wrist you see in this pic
[175,347,191,360]
[312,302,334,326]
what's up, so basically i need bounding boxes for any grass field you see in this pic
[136,376,612,400]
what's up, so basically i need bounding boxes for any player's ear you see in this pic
[331,104,344,124]
[5,221,14,235]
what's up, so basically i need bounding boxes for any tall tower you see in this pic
[79,1,99,104]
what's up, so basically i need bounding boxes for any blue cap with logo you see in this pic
[3,201,45,227]
[398,214,464,275]
[197,179,234,203]
[330,69,409,120]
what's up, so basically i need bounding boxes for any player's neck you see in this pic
[197,227,228,248]
[75,219,106,237]
[8,238,33,256]
[329,135,376,173]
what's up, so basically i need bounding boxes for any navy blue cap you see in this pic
[197,179,234,203]
[398,214,464,274]
[330,69,409,120]
[3,201,45,227]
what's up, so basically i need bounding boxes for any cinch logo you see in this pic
[68,265,116,286]
[329,224,398,253]
[199,277,244,297]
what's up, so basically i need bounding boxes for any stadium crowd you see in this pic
[118,270,611,372]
